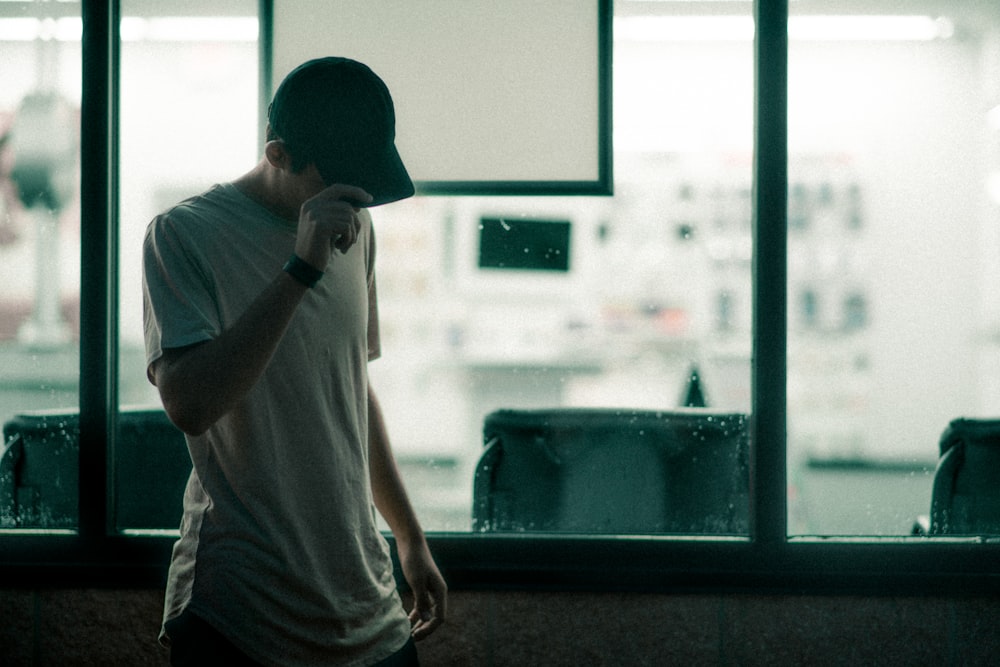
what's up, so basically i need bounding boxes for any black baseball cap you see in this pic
[268,57,414,206]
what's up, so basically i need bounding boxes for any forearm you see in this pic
[367,386,425,547]
[367,384,447,638]
[154,270,308,435]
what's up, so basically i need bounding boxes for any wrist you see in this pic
[393,521,428,552]
[283,253,324,288]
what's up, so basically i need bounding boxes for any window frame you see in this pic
[1,0,999,595]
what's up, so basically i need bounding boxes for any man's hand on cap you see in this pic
[295,184,373,268]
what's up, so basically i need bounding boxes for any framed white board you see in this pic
[264,0,612,195]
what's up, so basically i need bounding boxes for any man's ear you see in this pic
[264,139,292,170]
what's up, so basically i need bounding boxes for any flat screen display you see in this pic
[478,218,571,272]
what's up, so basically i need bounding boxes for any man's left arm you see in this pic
[367,384,448,640]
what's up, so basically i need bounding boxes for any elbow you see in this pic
[159,389,216,437]
[153,354,218,436]
[175,418,212,439]
[162,400,212,437]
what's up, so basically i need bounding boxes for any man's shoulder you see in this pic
[147,183,244,240]
[158,183,234,223]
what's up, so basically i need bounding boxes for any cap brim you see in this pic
[316,143,414,207]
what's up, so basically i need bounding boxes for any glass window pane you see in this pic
[116,1,754,537]
[0,2,81,529]
[117,1,259,532]
[787,2,1000,536]
[372,0,754,533]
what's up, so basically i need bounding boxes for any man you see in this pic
[143,57,446,666]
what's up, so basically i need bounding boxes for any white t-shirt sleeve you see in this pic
[142,209,221,375]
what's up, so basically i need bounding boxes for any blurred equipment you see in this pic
[8,91,77,347]
[472,408,749,534]
[9,92,76,212]
[681,363,708,407]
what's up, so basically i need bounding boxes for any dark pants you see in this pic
[165,609,419,666]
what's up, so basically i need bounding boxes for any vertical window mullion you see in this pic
[79,0,120,544]
[258,0,273,148]
[751,0,789,547]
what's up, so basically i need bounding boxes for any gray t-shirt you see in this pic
[142,183,409,666]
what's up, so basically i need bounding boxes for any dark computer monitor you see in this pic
[477,217,572,272]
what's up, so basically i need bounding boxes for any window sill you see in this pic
[9,532,998,593]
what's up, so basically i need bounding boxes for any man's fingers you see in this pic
[407,586,446,641]
[331,217,360,253]
[323,204,364,253]
[409,608,443,641]
[322,183,373,207]
[411,617,442,641]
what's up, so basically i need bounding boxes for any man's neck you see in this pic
[232,161,299,223]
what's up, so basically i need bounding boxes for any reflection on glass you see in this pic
[0,2,81,529]
[787,1,1000,536]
